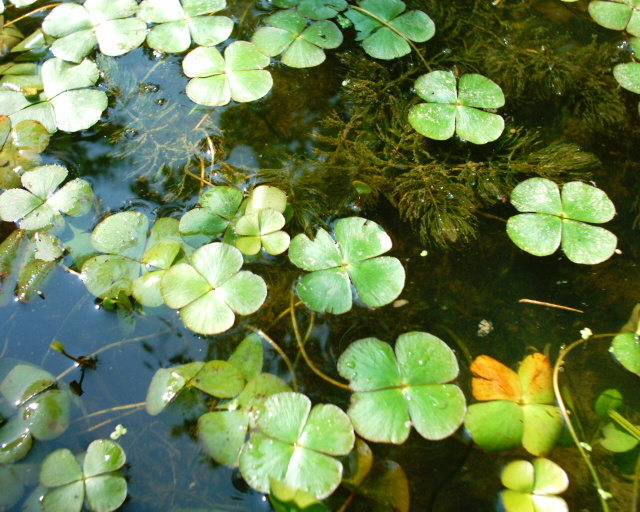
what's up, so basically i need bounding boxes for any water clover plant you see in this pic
[408,71,505,144]
[0,360,70,464]
[238,391,355,499]
[183,41,273,106]
[235,208,290,255]
[272,0,347,20]
[337,331,466,443]
[594,389,640,453]
[610,304,640,376]
[146,360,245,415]
[506,178,617,264]
[251,10,343,68]
[288,216,405,314]
[464,353,563,456]
[0,117,50,189]
[500,458,569,512]
[39,439,127,512]
[137,0,233,54]
[160,242,267,334]
[0,164,93,232]
[268,478,327,512]
[0,229,58,304]
[81,211,149,299]
[0,58,108,132]
[179,185,243,247]
[344,0,435,60]
[588,0,640,36]
[42,0,147,63]
[198,334,290,465]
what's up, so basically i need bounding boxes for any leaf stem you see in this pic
[609,410,640,442]
[552,333,619,512]
[290,293,351,391]
[4,3,61,26]
[349,5,431,71]
[246,325,298,392]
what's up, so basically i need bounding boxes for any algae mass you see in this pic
[1,0,640,511]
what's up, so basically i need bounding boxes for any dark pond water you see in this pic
[2,0,640,511]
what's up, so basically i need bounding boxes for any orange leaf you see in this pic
[518,353,554,404]
[471,355,522,402]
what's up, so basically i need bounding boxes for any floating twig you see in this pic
[519,298,584,313]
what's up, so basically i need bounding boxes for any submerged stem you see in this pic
[553,333,619,512]
[246,325,298,392]
[290,293,351,391]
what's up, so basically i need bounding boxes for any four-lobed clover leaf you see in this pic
[235,208,291,255]
[337,332,466,444]
[183,41,273,106]
[0,361,70,464]
[137,0,233,53]
[198,334,291,466]
[239,391,355,499]
[588,0,640,37]
[39,439,127,512]
[42,0,147,63]
[252,9,343,68]
[500,458,569,512]
[344,0,435,60]
[0,116,50,189]
[160,242,267,334]
[0,58,108,133]
[145,359,245,415]
[81,214,186,304]
[408,71,505,144]
[506,178,617,264]
[179,185,243,247]
[0,164,93,232]
[464,353,563,456]
[288,216,405,314]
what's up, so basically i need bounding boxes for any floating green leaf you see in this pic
[252,10,343,68]
[40,439,127,512]
[289,216,405,314]
[0,229,58,304]
[599,422,640,452]
[0,58,108,133]
[239,392,355,499]
[137,0,233,53]
[235,208,290,255]
[199,335,291,466]
[500,458,569,512]
[408,71,505,144]
[595,388,624,420]
[588,0,640,36]
[245,184,288,215]
[183,41,273,106]
[0,164,93,232]
[0,360,70,464]
[146,359,245,415]
[0,116,50,189]
[611,333,640,376]
[507,178,617,264]
[42,0,147,63]
[161,242,267,334]
[179,186,243,247]
[344,0,435,60]
[81,211,149,300]
[614,61,640,94]
[337,331,466,444]
[464,353,563,456]
[0,15,23,57]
